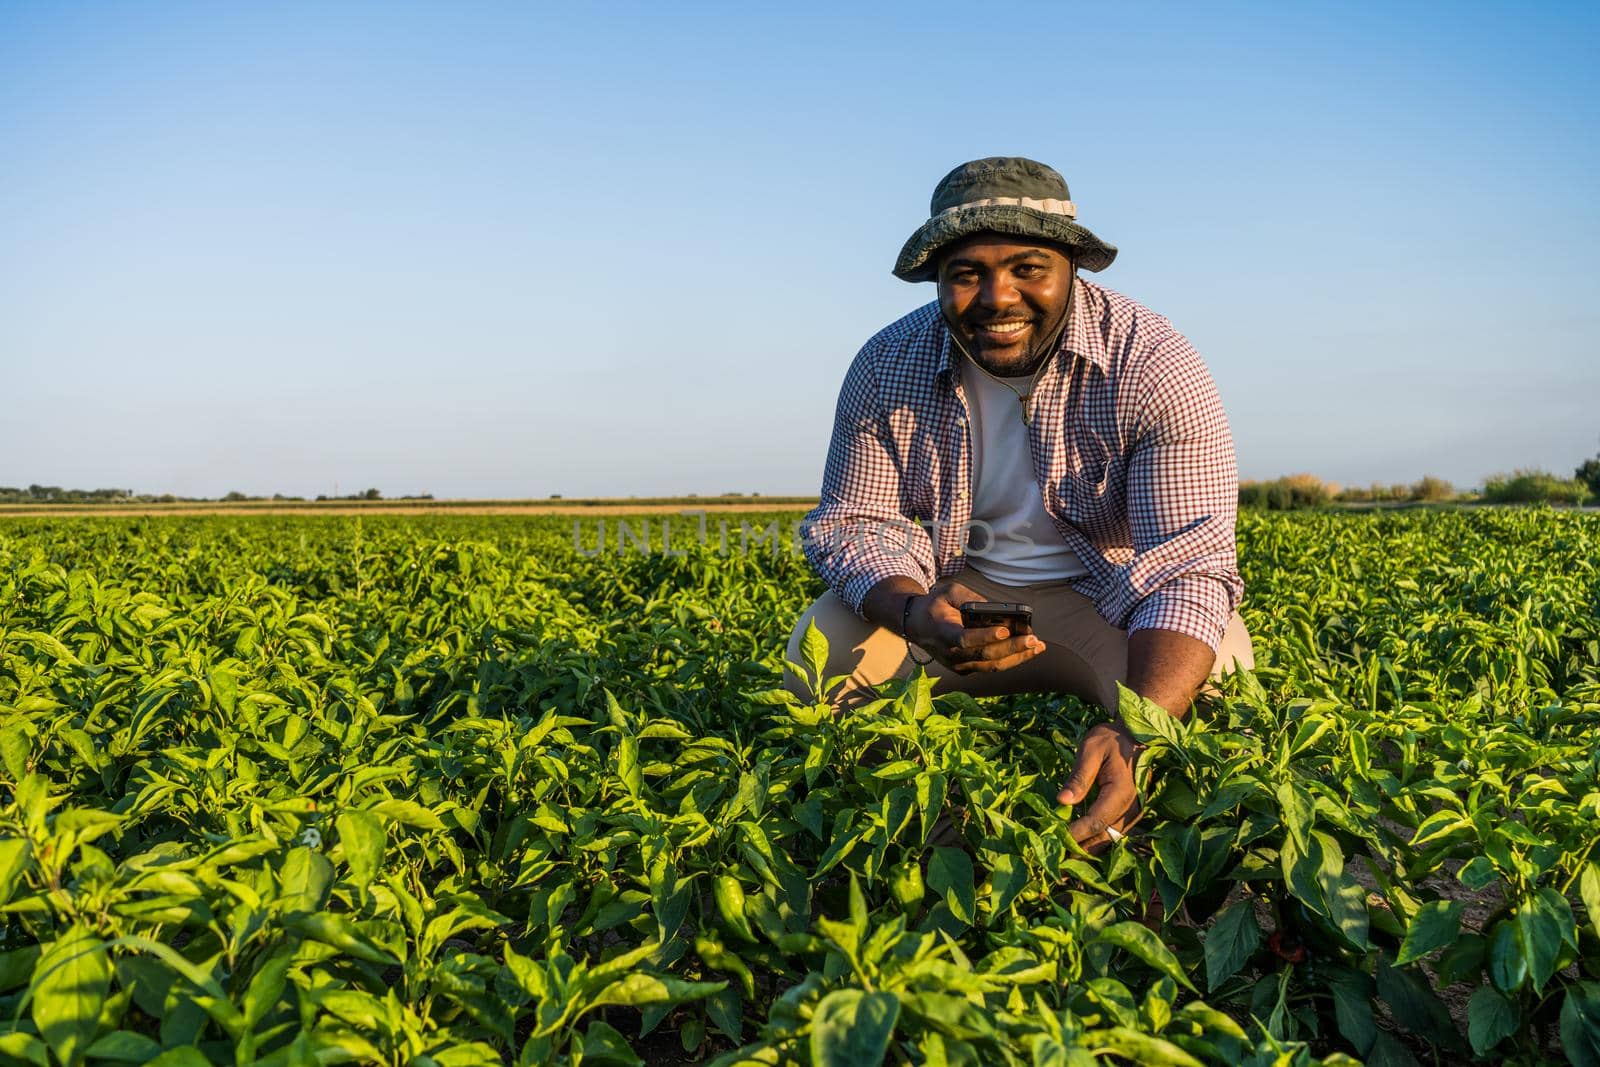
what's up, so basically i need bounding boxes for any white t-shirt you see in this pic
[962,356,1089,585]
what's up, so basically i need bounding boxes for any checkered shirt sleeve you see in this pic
[802,352,936,613]
[1117,337,1243,649]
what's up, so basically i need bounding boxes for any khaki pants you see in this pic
[784,566,1254,710]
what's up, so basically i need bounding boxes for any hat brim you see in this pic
[893,204,1118,282]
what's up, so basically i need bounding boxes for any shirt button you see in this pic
[957,490,969,500]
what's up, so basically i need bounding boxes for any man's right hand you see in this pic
[905,578,1045,674]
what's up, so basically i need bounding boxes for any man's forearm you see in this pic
[860,576,927,636]
[1125,628,1214,718]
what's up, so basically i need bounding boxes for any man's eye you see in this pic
[1014,265,1044,277]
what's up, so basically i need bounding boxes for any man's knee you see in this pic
[783,596,836,701]
[781,592,905,703]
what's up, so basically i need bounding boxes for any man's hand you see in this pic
[906,578,1045,674]
[1056,722,1143,851]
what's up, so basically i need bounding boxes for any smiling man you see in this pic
[788,156,1255,850]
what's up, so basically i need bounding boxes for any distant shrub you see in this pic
[1412,475,1455,502]
[1240,473,1335,511]
[1483,469,1590,505]
[1334,476,1456,504]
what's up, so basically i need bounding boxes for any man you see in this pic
[787,156,1254,851]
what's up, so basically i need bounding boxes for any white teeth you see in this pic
[983,322,1029,334]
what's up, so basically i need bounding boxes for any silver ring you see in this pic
[1105,826,1124,843]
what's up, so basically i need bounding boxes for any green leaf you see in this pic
[289,913,399,965]
[0,1032,49,1067]
[800,617,828,692]
[1274,782,1316,852]
[1458,854,1498,889]
[83,1030,164,1063]
[242,945,294,1026]
[1395,899,1463,964]
[986,853,1028,920]
[1117,684,1184,748]
[1467,985,1519,1057]
[927,847,975,925]
[1088,1026,1203,1067]
[810,989,899,1067]
[615,736,641,797]
[0,945,41,993]
[145,1050,212,1067]
[276,846,333,915]
[0,837,33,907]
[705,985,742,1042]
[0,723,30,781]
[916,771,947,845]
[30,925,112,1067]
[1374,959,1457,1048]
[588,973,724,1011]
[1560,981,1600,1067]
[1327,969,1376,1055]
[1313,831,1369,950]
[1582,864,1600,940]
[336,810,386,890]
[1097,921,1197,993]
[1488,919,1527,994]
[1517,886,1574,992]
[1203,900,1261,991]
[366,798,446,831]
[208,667,237,714]
[577,1019,642,1067]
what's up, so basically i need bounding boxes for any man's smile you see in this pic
[970,319,1033,345]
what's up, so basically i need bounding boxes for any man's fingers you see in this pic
[1068,802,1139,852]
[956,625,1011,649]
[1069,774,1137,846]
[950,645,1045,674]
[1056,743,1103,806]
[965,635,1040,661]
[946,637,1044,672]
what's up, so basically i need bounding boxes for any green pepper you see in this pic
[714,873,756,943]
[890,859,924,912]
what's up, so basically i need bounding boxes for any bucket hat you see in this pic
[893,157,1118,282]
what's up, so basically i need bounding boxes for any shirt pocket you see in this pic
[1055,462,1117,533]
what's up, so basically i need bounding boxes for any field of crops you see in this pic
[0,510,1596,1067]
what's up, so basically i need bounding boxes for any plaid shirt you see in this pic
[801,275,1243,651]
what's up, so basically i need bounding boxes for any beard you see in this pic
[946,300,1072,377]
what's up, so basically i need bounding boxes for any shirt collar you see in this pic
[937,274,1108,379]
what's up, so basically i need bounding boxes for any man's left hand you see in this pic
[1056,722,1143,851]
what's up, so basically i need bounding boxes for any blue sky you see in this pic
[2,2,1596,497]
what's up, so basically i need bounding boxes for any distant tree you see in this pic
[549,493,562,499]
[362,488,381,500]
[1577,454,1600,497]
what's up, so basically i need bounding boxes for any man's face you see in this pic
[936,235,1075,375]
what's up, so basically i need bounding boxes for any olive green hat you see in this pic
[893,156,1118,282]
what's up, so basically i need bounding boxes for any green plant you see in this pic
[0,510,1594,1064]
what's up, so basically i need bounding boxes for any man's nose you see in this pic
[978,275,1020,310]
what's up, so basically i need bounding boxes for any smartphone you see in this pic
[959,601,1034,636]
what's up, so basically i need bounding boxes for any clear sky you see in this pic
[3,2,1596,498]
